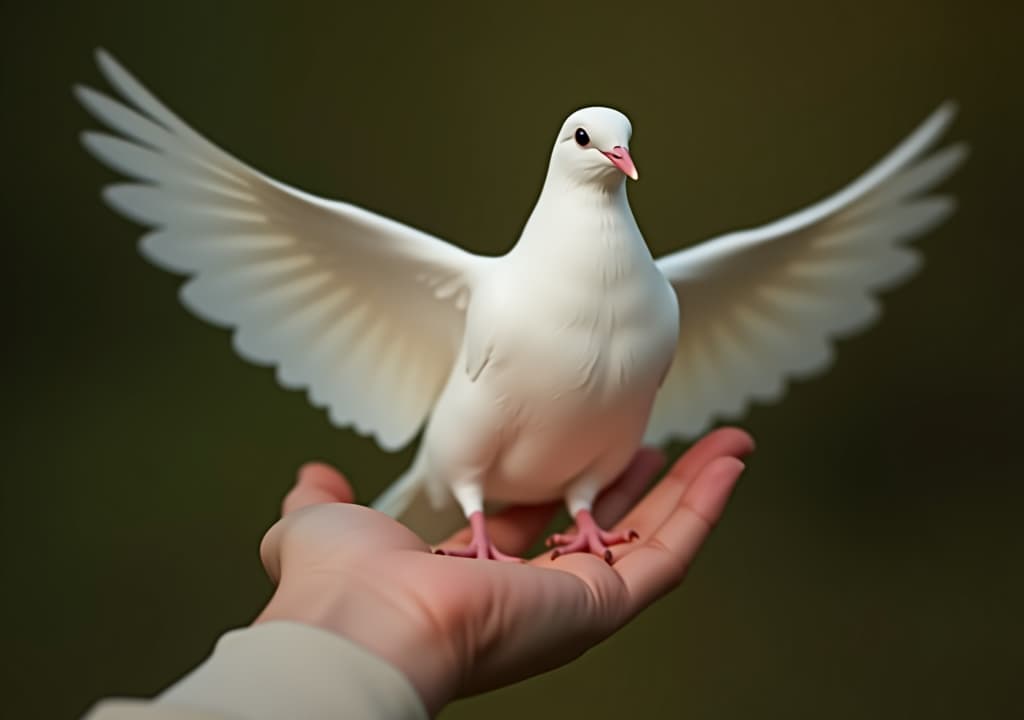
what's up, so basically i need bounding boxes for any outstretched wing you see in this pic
[77,49,488,450]
[647,103,966,443]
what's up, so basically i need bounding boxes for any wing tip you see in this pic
[94,47,119,80]
[934,99,959,122]
[916,100,960,148]
[78,130,115,169]
[944,141,971,171]
[101,182,161,229]
[177,280,236,327]
[71,82,90,104]
[937,193,959,217]
[100,182,131,207]
[72,83,112,121]
[79,129,104,153]
[913,194,959,232]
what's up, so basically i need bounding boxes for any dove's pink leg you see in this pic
[546,509,639,564]
[434,511,523,562]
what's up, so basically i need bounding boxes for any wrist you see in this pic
[255,576,460,715]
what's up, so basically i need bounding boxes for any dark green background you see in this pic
[4,1,1022,717]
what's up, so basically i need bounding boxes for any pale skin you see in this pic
[256,427,754,716]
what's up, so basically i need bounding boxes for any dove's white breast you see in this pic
[421,195,680,505]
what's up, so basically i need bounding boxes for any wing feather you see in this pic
[78,49,485,450]
[648,104,965,443]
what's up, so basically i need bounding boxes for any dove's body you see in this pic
[422,181,678,509]
[77,50,966,556]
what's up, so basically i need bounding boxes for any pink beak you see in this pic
[601,146,639,180]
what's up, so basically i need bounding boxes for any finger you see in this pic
[593,447,666,528]
[259,518,287,583]
[614,456,745,614]
[439,501,561,556]
[616,427,753,533]
[281,462,355,516]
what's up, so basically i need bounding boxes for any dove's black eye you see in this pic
[574,128,590,146]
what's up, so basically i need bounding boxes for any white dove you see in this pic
[76,50,965,562]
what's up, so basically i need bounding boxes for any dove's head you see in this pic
[548,106,637,186]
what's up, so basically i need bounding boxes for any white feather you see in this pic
[78,49,486,451]
[647,103,967,443]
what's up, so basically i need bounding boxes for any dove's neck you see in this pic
[512,177,648,273]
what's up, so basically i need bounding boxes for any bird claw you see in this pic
[434,544,524,563]
[433,511,524,562]
[546,510,639,564]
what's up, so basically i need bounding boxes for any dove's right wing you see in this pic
[77,50,488,451]
[646,103,966,444]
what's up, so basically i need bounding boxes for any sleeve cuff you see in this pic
[86,621,428,720]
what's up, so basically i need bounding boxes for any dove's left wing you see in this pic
[77,50,488,451]
[646,103,966,443]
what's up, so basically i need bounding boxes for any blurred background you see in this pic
[3,1,1022,717]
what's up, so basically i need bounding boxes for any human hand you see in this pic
[255,428,754,715]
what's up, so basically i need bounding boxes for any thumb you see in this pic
[281,462,355,516]
[262,462,355,584]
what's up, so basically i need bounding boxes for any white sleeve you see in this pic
[83,621,429,720]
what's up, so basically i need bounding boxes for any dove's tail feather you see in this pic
[372,458,425,518]
[372,451,467,544]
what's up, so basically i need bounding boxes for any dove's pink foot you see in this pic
[546,509,639,564]
[434,511,523,562]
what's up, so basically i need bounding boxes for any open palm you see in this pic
[257,428,753,713]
